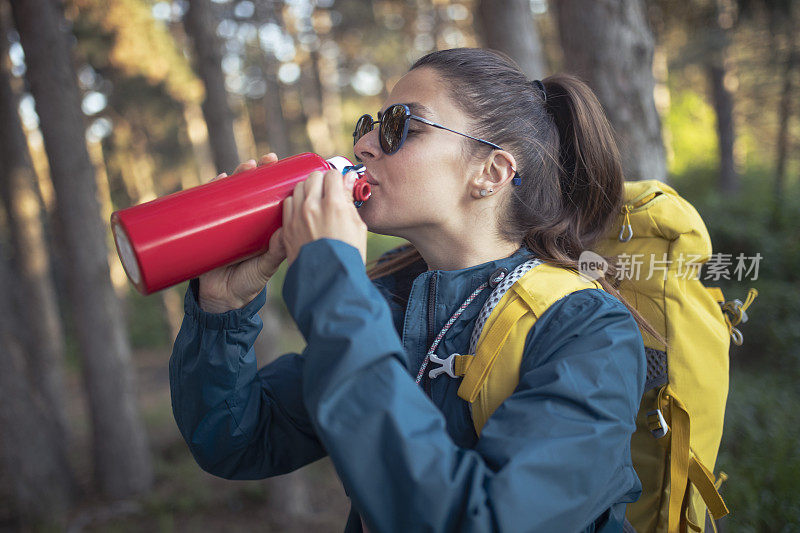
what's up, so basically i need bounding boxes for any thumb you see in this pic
[257,227,287,278]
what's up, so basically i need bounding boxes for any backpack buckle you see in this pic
[722,298,749,325]
[647,408,670,439]
[429,353,458,379]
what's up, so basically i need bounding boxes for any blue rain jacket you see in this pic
[169,238,646,532]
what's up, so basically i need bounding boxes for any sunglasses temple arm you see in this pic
[411,116,503,151]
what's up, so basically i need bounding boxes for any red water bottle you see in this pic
[110,152,371,295]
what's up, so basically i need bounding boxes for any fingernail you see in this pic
[248,159,256,166]
[346,171,357,187]
[216,172,227,179]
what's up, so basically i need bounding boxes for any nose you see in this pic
[354,125,380,163]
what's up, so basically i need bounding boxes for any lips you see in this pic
[362,168,379,185]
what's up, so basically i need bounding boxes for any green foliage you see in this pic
[717,369,800,531]
[71,0,202,103]
[665,89,719,176]
[71,0,203,203]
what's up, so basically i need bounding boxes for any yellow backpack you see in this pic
[433,180,757,533]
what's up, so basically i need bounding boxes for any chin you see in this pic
[360,208,395,237]
[358,196,413,238]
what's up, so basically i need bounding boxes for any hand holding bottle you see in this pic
[281,168,368,267]
[198,154,287,313]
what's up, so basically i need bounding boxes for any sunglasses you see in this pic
[352,104,520,185]
[353,104,502,155]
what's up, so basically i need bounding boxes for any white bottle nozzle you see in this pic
[326,156,355,174]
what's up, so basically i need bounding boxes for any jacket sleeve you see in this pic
[168,277,326,479]
[283,238,646,532]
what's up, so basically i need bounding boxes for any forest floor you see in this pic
[57,347,349,533]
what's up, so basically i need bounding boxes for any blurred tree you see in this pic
[85,136,130,297]
[706,0,740,195]
[0,244,74,525]
[69,0,223,336]
[106,111,185,338]
[0,9,74,522]
[9,0,152,498]
[184,0,240,174]
[70,0,212,189]
[301,36,337,156]
[316,39,348,156]
[649,0,742,193]
[556,0,667,182]
[476,0,547,78]
[766,0,798,221]
[253,1,291,157]
[261,54,293,157]
[655,0,799,205]
[0,4,70,448]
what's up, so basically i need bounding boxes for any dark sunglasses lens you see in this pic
[380,105,407,154]
[353,114,374,144]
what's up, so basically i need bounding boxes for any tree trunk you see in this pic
[0,8,70,448]
[0,243,74,524]
[86,138,129,296]
[706,0,739,195]
[22,118,55,211]
[318,41,346,157]
[707,63,739,194]
[10,0,152,498]
[476,0,547,79]
[164,19,214,188]
[184,0,240,174]
[555,0,667,182]
[774,26,796,209]
[233,95,258,160]
[262,54,292,157]
[181,100,214,188]
[254,1,291,157]
[0,8,74,521]
[303,48,336,156]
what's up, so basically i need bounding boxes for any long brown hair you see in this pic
[365,48,665,346]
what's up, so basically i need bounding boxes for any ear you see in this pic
[469,150,517,196]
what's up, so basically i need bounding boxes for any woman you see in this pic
[170,48,654,532]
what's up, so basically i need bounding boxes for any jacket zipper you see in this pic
[423,273,437,397]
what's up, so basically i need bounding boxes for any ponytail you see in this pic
[542,74,624,251]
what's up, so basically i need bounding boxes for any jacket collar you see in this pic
[415,243,536,308]
[395,243,537,375]
[373,243,538,338]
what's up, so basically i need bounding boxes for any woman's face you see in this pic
[353,67,482,239]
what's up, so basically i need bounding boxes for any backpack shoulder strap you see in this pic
[457,263,603,433]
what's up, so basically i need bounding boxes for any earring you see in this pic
[479,188,494,197]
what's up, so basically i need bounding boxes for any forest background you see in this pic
[0,0,798,531]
